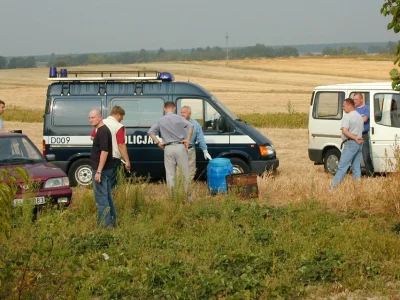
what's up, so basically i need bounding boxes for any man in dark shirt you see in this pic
[89,109,116,227]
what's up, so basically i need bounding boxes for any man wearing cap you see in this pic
[180,105,212,179]
[148,101,193,199]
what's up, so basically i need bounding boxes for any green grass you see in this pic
[239,112,308,128]
[2,179,400,299]
[3,106,43,123]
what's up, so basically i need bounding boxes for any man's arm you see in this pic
[148,122,165,149]
[342,128,363,144]
[118,143,130,170]
[116,127,130,171]
[195,122,212,160]
[95,151,109,182]
[183,126,194,150]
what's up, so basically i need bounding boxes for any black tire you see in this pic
[229,157,251,174]
[324,149,341,175]
[68,158,93,187]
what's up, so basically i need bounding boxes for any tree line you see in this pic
[0,41,398,69]
[48,44,299,67]
[0,56,36,69]
[321,41,397,56]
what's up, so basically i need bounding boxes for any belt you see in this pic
[362,131,368,134]
[166,141,183,146]
[340,139,350,149]
[188,145,193,149]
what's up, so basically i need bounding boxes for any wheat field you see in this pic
[0,56,397,212]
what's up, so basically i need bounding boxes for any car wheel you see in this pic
[229,157,250,174]
[68,158,93,187]
[324,149,341,175]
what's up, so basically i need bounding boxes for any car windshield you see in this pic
[210,95,239,120]
[0,136,44,165]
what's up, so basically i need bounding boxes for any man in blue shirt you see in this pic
[181,105,212,179]
[353,92,374,176]
[0,100,5,132]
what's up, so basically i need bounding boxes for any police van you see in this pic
[43,69,279,186]
[309,82,400,174]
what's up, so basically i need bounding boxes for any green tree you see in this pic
[381,1,400,88]
[0,56,6,69]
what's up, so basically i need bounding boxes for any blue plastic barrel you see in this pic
[207,158,233,194]
[49,66,57,78]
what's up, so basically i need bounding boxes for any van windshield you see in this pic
[210,95,238,120]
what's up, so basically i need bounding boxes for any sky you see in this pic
[0,0,397,56]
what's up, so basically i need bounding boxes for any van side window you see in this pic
[111,98,164,127]
[177,98,233,133]
[313,92,345,120]
[53,99,101,126]
[374,93,400,127]
[349,92,370,106]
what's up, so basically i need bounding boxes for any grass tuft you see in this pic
[3,105,43,123]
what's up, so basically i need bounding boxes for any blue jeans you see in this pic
[332,140,363,188]
[92,168,117,227]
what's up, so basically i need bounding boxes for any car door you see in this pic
[370,91,400,172]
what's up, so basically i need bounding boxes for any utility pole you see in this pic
[225,33,229,65]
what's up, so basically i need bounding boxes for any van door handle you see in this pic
[371,127,374,135]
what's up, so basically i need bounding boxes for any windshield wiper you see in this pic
[0,157,39,164]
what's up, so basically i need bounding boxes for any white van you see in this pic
[308,82,400,174]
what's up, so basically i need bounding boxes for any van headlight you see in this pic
[44,177,70,188]
[259,145,275,156]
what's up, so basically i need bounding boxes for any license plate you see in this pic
[34,197,46,205]
[12,197,46,206]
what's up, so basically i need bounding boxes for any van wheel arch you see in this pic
[225,156,251,174]
[68,158,93,187]
[324,148,341,175]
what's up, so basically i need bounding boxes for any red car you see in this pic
[0,132,72,207]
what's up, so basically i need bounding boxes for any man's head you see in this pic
[0,100,5,116]
[89,109,103,127]
[180,106,191,120]
[110,105,125,122]
[164,101,176,113]
[353,93,364,107]
[343,98,356,114]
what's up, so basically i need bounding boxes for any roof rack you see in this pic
[47,70,173,82]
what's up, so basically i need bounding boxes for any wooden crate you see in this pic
[226,173,258,199]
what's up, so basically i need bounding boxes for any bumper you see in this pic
[14,187,72,207]
[308,149,323,164]
[250,158,279,174]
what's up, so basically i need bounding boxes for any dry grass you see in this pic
[1,57,398,215]
[0,56,394,113]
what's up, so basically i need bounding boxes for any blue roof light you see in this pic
[158,72,174,82]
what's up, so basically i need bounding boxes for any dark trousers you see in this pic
[110,158,121,189]
[362,132,374,176]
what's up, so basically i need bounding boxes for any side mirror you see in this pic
[375,111,382,123]
[218,116,227,132]
[46,154,56,161]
